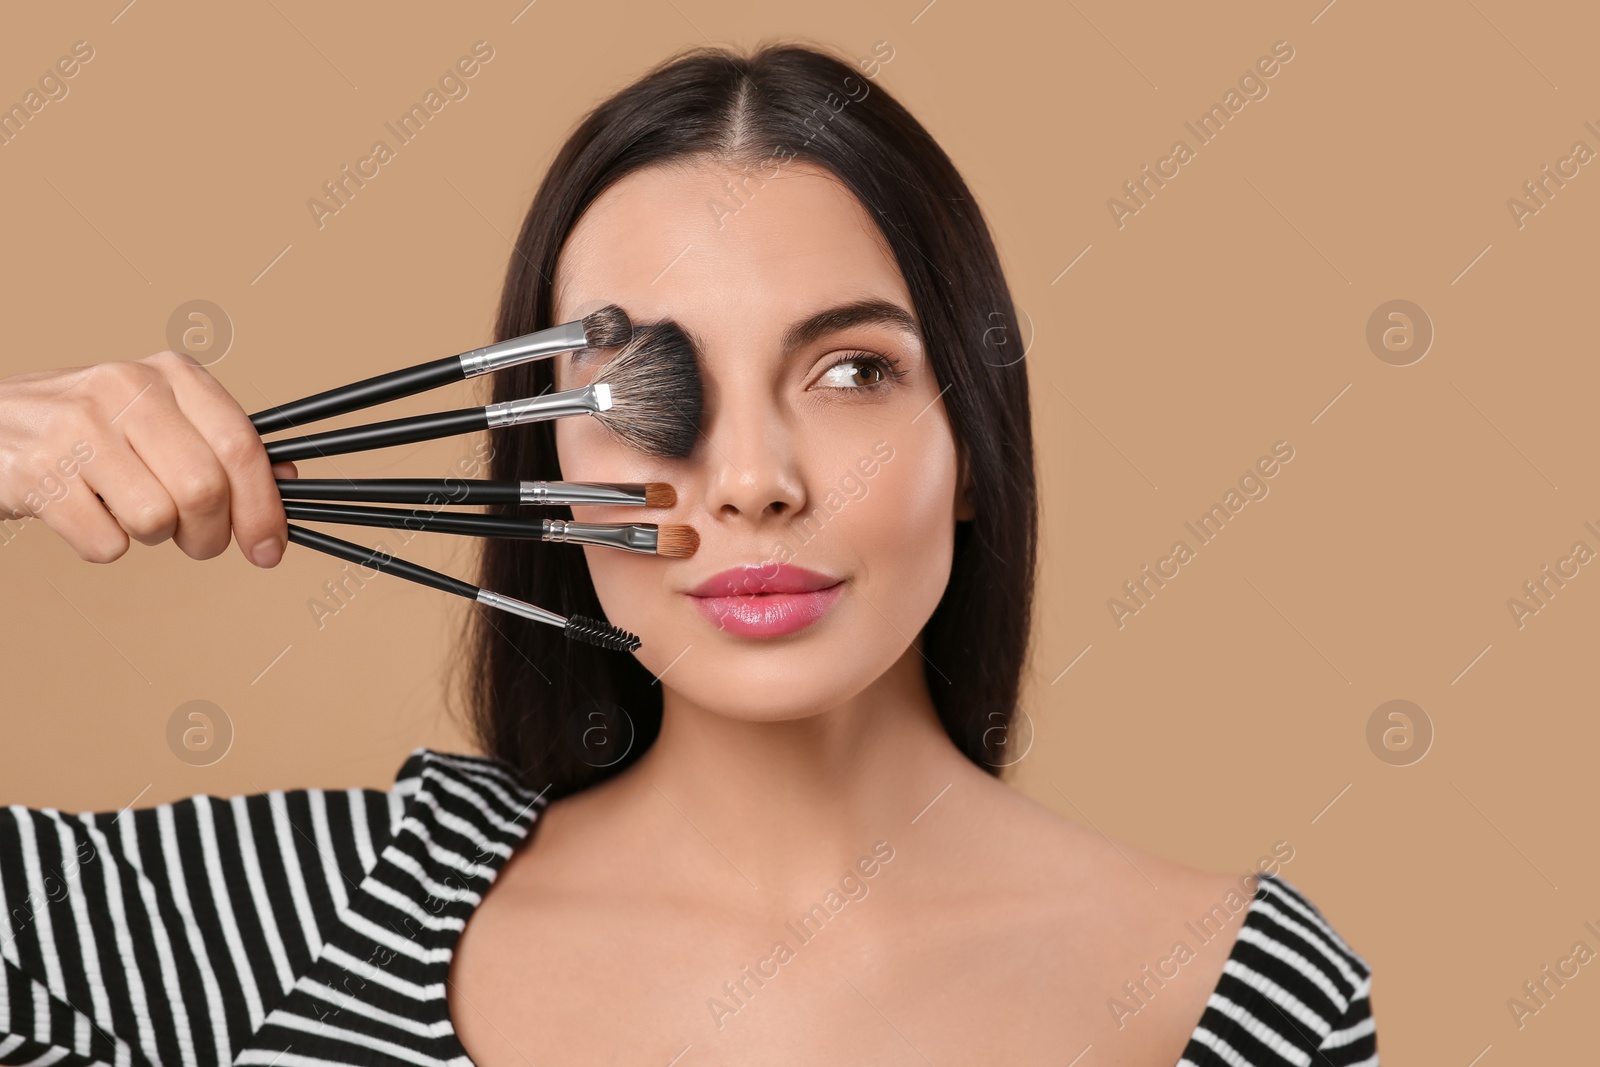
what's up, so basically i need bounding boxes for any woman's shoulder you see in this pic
[980,781,1375,1060]
[0,747,550,1058]
[1178,869,1377,1064]
[384,745,550,856]
[1050,812,1377,1063]
[0,745,542,893]
[389,744,527,788]
[388,745,546,812]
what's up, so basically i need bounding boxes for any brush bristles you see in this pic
[563,613,642,652]
[591,321,703,459]
[653,524,699,559]
[643,482,676,508]
[581,304,633,350]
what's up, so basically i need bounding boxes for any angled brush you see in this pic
[282,500,699,557]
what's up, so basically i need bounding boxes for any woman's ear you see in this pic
[954,444,976,522]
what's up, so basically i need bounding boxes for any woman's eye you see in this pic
[561,349,605,383]
[816,351,908,391]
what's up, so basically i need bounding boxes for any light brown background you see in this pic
[4,0,1596,1060]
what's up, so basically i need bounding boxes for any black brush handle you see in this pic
[284,501,549,540]
[277,478,524,505]
[284,524,479,599]
[264,406,488,463]
[249,355,465,435]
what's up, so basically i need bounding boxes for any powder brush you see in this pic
[248,305,633,434]
[263,321,700,463]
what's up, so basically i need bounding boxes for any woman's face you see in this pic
[550,159,972,721]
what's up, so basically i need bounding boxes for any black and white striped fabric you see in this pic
[0,748,544,1065]
[1176,872,1377,1065]
[0,747,1375,1065]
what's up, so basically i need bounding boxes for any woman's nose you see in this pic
[699,398,806,522]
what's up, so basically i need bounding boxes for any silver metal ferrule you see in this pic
[474,588,565,628]
[484,383,612,428]
[519,481,649,507]
[538,519,659,554]
[457,321,589,377]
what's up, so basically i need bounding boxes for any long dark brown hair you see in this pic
[454,42,1037,799]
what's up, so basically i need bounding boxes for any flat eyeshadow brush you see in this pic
[263,321,700,464]
[282,500,700,558]
[275,478,675,508]
[284,523,641,651]
[248,305,632,435]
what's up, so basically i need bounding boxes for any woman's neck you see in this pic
[606,642,981,908]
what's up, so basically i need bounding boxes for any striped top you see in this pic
[0,747,1376,1066]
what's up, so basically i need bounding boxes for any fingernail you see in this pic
[251,537,284,568]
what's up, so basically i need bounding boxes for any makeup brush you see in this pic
[275,478,676,508]
[248,305,633,435]
[282,500,700,557]
[263,322,701,463]
[284,524,641,651]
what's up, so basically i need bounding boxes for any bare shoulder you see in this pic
[933,768,1269,1052]
[955,764,1258,908]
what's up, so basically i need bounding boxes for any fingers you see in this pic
[75,436,178,547]
[2,354,300,569]
[146,351,289,568]
[110,364,235,562]
[27,460,131,564]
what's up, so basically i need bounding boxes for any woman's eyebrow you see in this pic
[629,298,920,361]
[780,299,920,356]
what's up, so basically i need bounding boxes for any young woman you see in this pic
[0,44,1376,1067]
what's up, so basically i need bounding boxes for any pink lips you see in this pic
[686,564,845,637]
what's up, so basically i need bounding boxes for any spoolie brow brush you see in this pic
[275,478,676,508]
[284,524,641,651]
[282,501,700,558]
[248,305,633,435]
[263,321,701,463]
